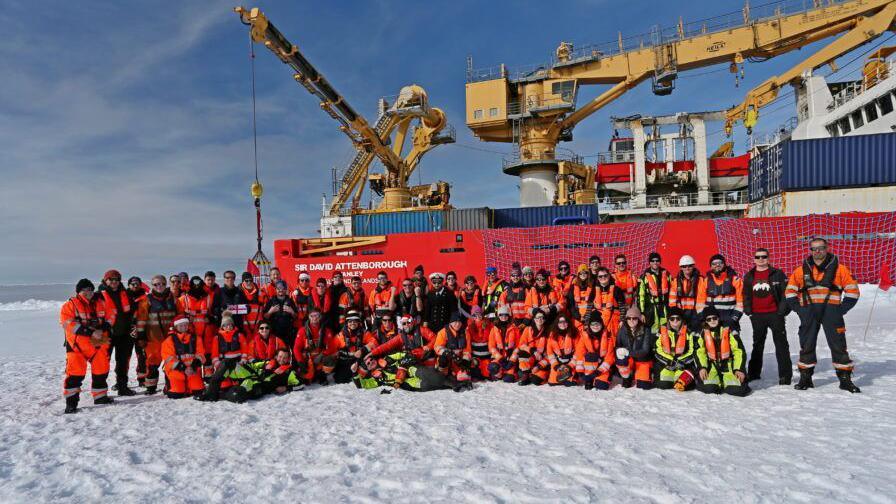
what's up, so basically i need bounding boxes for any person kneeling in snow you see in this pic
[434,312,474,391]
[161,316,206,399]
[653,307,697,391]
[194,313,251,401]
[546,314,578,386]
[198,347,302,403]
[574,314,616,390]
[361,315,437,389]
[695,306,751,397]
[615,306,655,389]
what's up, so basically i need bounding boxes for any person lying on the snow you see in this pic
[355,351,459,392]
[197,348,302,403]
[653,307,698,391]
[695,306,751,397]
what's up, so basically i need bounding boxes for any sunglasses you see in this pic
[626,316,640,321]
[705,316,719,321]
[754,255,768,259]
[300,278,310,282]
[559,266,569,270]
[711,261,724,266]
[597,274,609,279]
[810,246,827,252]
[152,282,164,287]
[681,265,694,268]
[650,259,660,263]
[616,261,627,265]
[498,314,510,318]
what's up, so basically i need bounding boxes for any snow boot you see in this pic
[94,396,115,405]
[622,376,634,388]
[778,375,792,386]
[64,397,79,414]
[316,372,329,386]
[144,385,158,395]
[517,372,531,386]
[794,368,814,390]
[117,386,137,397]
[836,370,861,393]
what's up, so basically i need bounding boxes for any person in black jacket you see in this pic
[424,272,457,333]
[615,305,655,389]
[220,270,248,330]
[263,281,299,347]
[742,248,792,385]
[327,272,348,334]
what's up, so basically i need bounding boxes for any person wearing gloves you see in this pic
[574,314,616,390]
[525,269,563,324]
[60,279,114,413]
[694,306,751,396]
[546,314,578,386]
[434,312,474,391]
[637,252,671,331]
[615,305,655,389]
[668,255,704,329]
[653,307,697,391]
[513,309,551,385]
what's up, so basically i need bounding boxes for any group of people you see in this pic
[60,237,862,414]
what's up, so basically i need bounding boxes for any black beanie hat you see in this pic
[648,252,662,263]
[76,278,95,293]
[709,254,726,265]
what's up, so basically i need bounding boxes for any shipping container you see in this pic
[749,133,896,202]
[351,211,445,236]
[446,207,491,230]
[491,204,598,229]
[749,186,896,217]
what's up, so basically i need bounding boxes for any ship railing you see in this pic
[502,149,584,169]
[828,56,896,111]
[748,116,798,150]
[600,190,748,210]
[467,0,848,83]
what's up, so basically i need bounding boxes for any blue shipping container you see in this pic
[750,133,896,202]
[351,211,445,236]
[491,204,597,229]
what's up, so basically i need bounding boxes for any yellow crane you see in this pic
[466,0,896,206]
[235,6,455,216]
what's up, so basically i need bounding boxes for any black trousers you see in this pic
[797,305,853,372]
[747,312,791,379]
[108,332,135,388]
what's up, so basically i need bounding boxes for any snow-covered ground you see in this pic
[1,286,895,502]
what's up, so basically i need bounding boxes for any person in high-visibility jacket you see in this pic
[513,309,551,385]
[466,306,492,379]
[482,266,507,318]
[499,267,530,327]
[695,306,751,396]
[487,306,519,382]
[262,267,285,300]
[251,322,288,362]
[290,272,314,329]
[134,275,178,395]
[434,312,473,390]
[696,254,744,330]
[637,252,671,331]
[525,269,563,324]
[60,279,114,413]
[574,314,616,390]
[294,309,338,385]
[98,269,137,397]
[197,314,253,400]
[785,238,861,393]
[593,267,626,335]
[653,307,697,391]
[126,276,148,387]
[181,276,212,376]
[546,315,578,386]
[611,254,637,309]
[365,315,437,389]
[368,271,396,325]
[161,316,206,399]
[239,272,268,339]
[615,305,654,389]
[567,265,596,323]
[551,261,574,298]
[338,276,368,326]
[457,275,483,318]
[668,255,705,329]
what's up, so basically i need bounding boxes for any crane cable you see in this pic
[249,33,260,184]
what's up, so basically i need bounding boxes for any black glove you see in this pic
[190,359,202,370]
[173,361,186,372]
[421,349,436,360]
[225,358,239,370]
[75,324,93,336]
[437,352,451,368]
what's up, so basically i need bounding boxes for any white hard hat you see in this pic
[679,255,696,266]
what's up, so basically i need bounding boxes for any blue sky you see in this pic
[0,0,882,284]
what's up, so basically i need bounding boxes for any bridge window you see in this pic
[825,123,839,137]
[473,109,483,119]
[838,117,851,135]
[851,110,864,129]
[878,94,894,116]
[864,103,878,123]
[489,107,498,117]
